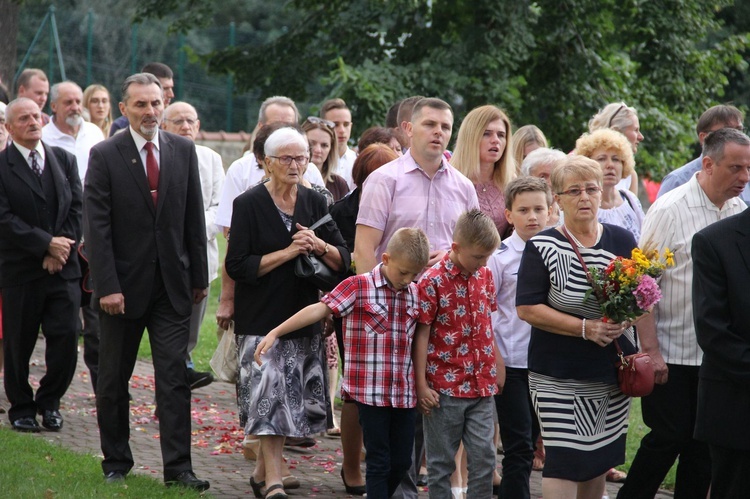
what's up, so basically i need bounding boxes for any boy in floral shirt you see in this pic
[414,209,505,498]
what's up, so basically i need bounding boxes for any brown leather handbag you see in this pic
[614,338,655,397]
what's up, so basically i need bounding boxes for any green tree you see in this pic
[130,0,750,178]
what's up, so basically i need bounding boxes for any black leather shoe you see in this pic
[105,470,126,483]
[165,470,210,491]
[187,368,214,390]
[41,409,63,431]
[12,416,40,432]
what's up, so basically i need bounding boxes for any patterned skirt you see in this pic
[237,333,330,437]
[529,372,631,482]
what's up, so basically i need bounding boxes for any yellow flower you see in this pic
[664,247,675,266]
[631,248,651,269]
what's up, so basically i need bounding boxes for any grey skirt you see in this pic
[237,333,330,437]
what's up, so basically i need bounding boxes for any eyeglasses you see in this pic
[608,104,627,128]
[557,186,602,197]
[165,118,197,127]
[305,116,334,128]
[269,155,309,166]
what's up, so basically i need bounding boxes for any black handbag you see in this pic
[294,213,342,291]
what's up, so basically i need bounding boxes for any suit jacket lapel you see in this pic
[7,144,45,199]
[735,210,750,270]
[116,133,156,216]
[42,143,71,233]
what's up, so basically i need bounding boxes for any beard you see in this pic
[64,114,83,128]
[139,121,159,138]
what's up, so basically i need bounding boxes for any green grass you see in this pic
[0,427,207,498]
[137,235,226,371]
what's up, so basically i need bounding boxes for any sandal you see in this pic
[264,483,288,499]
[282,475,300,489]
[250,476,265,498]
[606,468,627,483]
[326,427,341,437]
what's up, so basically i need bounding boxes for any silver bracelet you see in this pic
[582,318,588,340]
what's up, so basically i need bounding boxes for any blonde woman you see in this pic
[452,105,516,238]
[302,117,349,202]
[511,125,548,175]
[83,84,113,137]
[588,102,644,196]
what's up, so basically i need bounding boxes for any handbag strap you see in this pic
[561,225,633,352]
[561,225,593,281]
[308,213,333,231]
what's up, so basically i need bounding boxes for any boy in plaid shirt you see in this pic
[414,209,505,498]
[256,228,430,499]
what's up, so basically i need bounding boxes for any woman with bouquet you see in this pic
[516,155,639,499]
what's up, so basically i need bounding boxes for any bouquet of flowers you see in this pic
[585,248,675,323]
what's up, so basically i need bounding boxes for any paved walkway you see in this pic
[1,339,673,498]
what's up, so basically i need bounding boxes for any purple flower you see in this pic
[634,275,662,310]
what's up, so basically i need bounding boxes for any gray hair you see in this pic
[588,102,638,134]
[121,73,162,103]
[521,148,567,176]
[0,101,6,120]
[5,97,39,122]
[49,81,82,104]
[258,96,299,125]
[264,127,308,157]
[703,128,750,163]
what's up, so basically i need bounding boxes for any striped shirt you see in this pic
[639,173,746,365]
[322,263,420,408]
[517,225,637,382]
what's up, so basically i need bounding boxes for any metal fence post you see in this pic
[226,21,235,132]
[177,33,185,101]
[131,24,139,75]
[86,10,94,86]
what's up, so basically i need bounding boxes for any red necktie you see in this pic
[144,142,159,206]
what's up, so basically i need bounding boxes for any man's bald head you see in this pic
[163,101,200,141]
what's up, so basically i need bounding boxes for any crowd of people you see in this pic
[1,61,750,499]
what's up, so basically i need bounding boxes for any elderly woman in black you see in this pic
[226,127,350,499]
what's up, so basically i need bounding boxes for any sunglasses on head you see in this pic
[305,116,335,129]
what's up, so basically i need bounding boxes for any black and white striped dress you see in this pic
[516,224,637,481]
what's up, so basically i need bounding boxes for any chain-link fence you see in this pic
[16,3,260,132]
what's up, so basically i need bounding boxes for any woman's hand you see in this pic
[585,319,631,347]
[292,223,322,255]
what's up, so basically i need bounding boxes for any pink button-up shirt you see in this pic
[357,150,479,260]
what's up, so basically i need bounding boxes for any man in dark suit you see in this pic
[83,73,209,490]
[692,131,750,499]
[0,97,82,432]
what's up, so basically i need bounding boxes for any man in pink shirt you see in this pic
[355,98,479,273]
[354,97,479,499]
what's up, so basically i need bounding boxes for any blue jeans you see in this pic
[495,367,539,499]
[356,402,416,499]
[423,394,495,499]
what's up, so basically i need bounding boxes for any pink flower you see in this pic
[634,275,661,310]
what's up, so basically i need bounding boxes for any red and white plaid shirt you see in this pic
[322,263,420,408]
[417,254,498,398]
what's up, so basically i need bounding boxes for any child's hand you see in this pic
[254,335,276,365]
[496,363,506,394]
[417,386,440,415]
